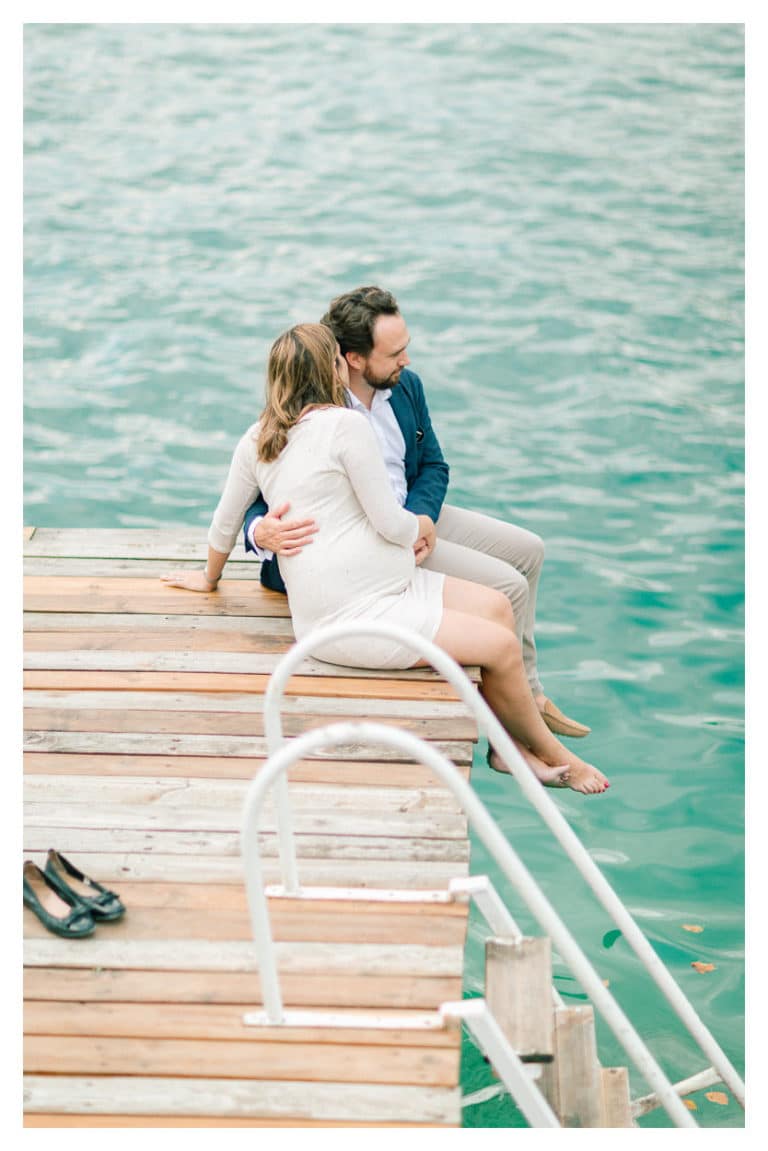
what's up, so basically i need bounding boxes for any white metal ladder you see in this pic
[240,622,745,1128]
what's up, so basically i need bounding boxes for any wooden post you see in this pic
[484,936,554,1061]
[600,1067,634,1127]
[540,1005,603,1127]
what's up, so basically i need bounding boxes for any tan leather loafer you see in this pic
[540,697,591,738]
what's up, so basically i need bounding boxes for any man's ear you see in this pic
[345,350,365,372]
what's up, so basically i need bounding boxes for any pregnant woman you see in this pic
[162,323,609,795]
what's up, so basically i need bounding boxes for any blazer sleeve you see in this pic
[402,373,449,522]
[243,494,269,555]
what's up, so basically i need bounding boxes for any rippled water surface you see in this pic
[24,23,744,1128]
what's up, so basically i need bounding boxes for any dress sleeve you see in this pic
[207,425,262,554]
[336,411,420,547]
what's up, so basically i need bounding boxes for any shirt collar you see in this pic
[346,386,392,411]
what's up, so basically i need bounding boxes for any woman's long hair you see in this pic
[257,323,347,462]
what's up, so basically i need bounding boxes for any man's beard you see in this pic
[363,364,402,390]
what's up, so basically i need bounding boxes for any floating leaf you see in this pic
[682,924,704,933]
[683,1099,698,1111]
[705,1092,728,1106]
[602,929,622,949]
[691,961,716,973]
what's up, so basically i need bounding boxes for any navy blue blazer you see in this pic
[243,367,449,593]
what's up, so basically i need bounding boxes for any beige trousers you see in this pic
[422,503,545,694]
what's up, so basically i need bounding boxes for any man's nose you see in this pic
[399,351,410,366]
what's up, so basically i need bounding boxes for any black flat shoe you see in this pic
[44,850,125,921]
[23,861,96,938]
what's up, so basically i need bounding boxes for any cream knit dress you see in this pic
[207,406,445,668]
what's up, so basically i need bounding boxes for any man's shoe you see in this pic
[45,850,125,921]
[23,861,96,938]
[539,697,591,738]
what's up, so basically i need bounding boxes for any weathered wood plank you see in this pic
[24,611,295,635]
[23,705,476,741]
[485,936,555,1060]
[24,900,467,946]
[23,648,449,679]
[25,792,467,837]
[23,729,473,764]
[23,527,218,559]
[24,526,36,540]
[23,752,471,787]
[24,1000,459,1048]
[22,825,470,862]
[24,776,463,815]
[24,938,465,976]
[24,577,290,617]
[24,1034,459,1084]
[19,850,468,887]
[24,669,474,698]
[25,1117,450,1128]
[23,1076,462,1123]
[24,557,261,578]
[25,966,463,1010]
[23,688,471,719]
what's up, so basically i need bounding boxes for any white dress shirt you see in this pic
[248,387,408,555]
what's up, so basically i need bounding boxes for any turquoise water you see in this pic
[24,23,744,1127]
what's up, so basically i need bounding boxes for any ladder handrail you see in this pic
[261,621,745,1109]
[241,720,697,1127]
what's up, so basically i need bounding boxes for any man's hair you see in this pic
[257,323,346,462]
[322,286,399,357]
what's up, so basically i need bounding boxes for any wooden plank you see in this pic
[24,526,36,540]
[22,688,471,718]
[24,938,465,976]
[23,752,471,787]
[540,1006,603,1127]
[24,776,464,816]
[24,730,473,763]
[23,527,217,558]
[24,1001,459,1048]
[23,1076,462,1123]
[24,901,467,946]
[23,579,290,617]
[23,706,476,741]
[19,850,468,887]
[23,648,450,680]
[22,826,470,862]
[485,936,554,1060]
[24,557,261,578]
[24,1035,460,1085]
[25,611,295,635]
[25,1117,451,1128]
[23,670,474,698]
[600,1067,634,1127]
[24,966,463,1010]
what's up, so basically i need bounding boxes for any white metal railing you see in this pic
[240,621,744,1126]
[242,719,700,1126]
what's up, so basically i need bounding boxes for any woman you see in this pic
[162,323,609,794]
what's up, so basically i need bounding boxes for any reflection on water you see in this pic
[24,23,744,1127]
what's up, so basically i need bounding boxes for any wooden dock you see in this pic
[23,527,480,1127]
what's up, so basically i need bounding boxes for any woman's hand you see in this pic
[414,514,437,565]
[160,570,219,592]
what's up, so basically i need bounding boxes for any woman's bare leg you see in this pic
[424,577,609,794]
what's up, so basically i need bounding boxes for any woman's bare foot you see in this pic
[557,753,610,795]
[488,741,571,788]
[488,741,610,795]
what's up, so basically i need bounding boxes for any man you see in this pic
[244,286,590,738]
